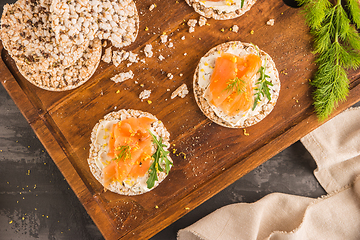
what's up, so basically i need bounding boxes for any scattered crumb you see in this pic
[181,36,185,40]
[144,44,153,58]
[160,34,168,43]
[140,58,146,63]
[149,3,156,11]
[168,42,174,48]
[128,52,139,63]
[267,18,275,26]
[179,73,183,77]
[250,30,254,34]
[102,47,112,63]
[112,50,129,67]
[231,25,239,33]
[220,28,225,32]
[187,19,197,27]
[167,73,174,79]
[198,16,207,27]
[110,70,134,83]
[184,53,187,56]
[171,83,189,99]
[187,19,197,33]
[158,54,165,61]
[139,89,151,101]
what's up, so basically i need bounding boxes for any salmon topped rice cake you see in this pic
[193,41,280,128]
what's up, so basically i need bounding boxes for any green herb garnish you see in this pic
[241,0,244,8]
[113,145,131,162]
[252,57,273,110]
[146,131,172,189]
[224,77,246,94]
[297,0,360,120]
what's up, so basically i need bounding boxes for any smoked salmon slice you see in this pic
[103,117,155,187]
[207,52,261,116]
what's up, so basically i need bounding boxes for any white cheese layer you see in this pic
[200,0,248,13]
[198,44,280,127]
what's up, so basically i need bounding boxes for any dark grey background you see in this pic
[0,0,332,239]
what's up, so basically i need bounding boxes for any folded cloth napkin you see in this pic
[178,107,360,240]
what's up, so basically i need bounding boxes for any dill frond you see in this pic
[297,0,360,120]
[346,0,360,28]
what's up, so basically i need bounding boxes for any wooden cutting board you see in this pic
[2,0,360,239]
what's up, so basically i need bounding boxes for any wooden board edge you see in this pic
[29,118,120,240]
[119,82,360,239]
[0,46,40,123]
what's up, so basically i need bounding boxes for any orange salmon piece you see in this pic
[208,53,238,106]
[209,52,261,116]
[220,54,261,115]
[103,117,155,187]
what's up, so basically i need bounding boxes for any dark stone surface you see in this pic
[0,1,330,239]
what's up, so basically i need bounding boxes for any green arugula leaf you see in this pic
[252,59,273,111]
[146,130,173,189]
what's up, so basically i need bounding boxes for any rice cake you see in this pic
[0,0,86,71]
[50,0,139,49]
[193,41,280,128]
[16,38,102,91]
[88,109,173,195]
[185,0,257,20]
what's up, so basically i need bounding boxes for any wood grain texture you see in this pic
[1,0,360,239]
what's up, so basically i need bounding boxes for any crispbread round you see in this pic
[185,0,257,20]
[50,0,139,49]
[16,38,102,91]
[193,41,280,128]
[88,109,172,195]
[0,0,86,71]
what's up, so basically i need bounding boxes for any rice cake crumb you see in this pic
[171,83,189,99]
[167,73,174,79]
[181,36,186,40]
[149,3,156,11]
[189,27,195,33]
[102,47,113,63]
[158,54,165,61]
[232,25,239,33]
[187,19,197,27]
[199,16,207,27]
[128,52,139,63]
[160,34,168,43]
[144,44,153,58]
[168,42,174,48]
[114,50,130,67]
[110,70,134,83]
[139,89,152,101]
[267,19,275,26]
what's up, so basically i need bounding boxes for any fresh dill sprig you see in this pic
[224,77,246,94]
[146,130,172,189]
[297,0,360,120]
[252,57,273,110]
[113,145,131,162]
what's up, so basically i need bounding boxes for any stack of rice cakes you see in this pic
[0,0,139,91]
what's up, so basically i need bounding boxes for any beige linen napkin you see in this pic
[178,107,360,240]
